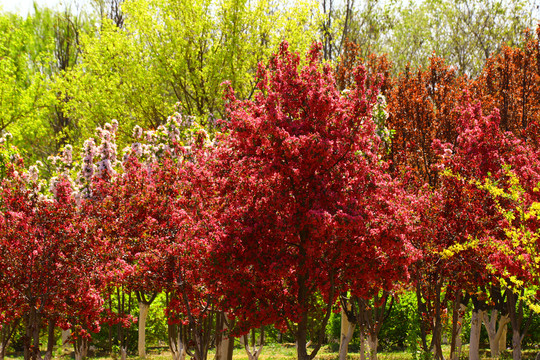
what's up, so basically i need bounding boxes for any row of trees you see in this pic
[1,1,540,360]
[2,22,540,360]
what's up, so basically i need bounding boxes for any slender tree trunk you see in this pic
[117,289,133,360]
[415,282,429,353]
[74,338,88,360]
[507,289,531,360]
[216,313,234,360]
[499,322,507,353]
[0,337,6,360]
[483,310,510,358]
[359,333,366,360]
[367,333,378,360]
[138,302,150,358]
[24,307,43,360]
[450,301,466,360]
[168,323,186,360]
[43,321,55,360]
[296,306,310,360]
[61,330,70,350]
[469,309,483,360]
[0,318,20,360]
[338,306,355,360]
[512,328,521,360]
[243,328,264,360]
[431,280,444,360]
[136,291,157,359]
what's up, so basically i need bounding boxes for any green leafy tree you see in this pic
[61,0,319,148]
[0,12,52,148]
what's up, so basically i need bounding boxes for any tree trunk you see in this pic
[367,333,378,360]
[136,291,157,359]
[43,321,55,360]
[431,280,444,360]
[512,328,521,360]
[469,309,483,360]
[74,338,88,360]
[61,330,70,350]
[296,307,310,360]
[243,328,264,360]
[294,236,335,360]
[216,313,234,360]
[120,346,127,360]
[499,322,508,353]
[0,341,6,360]
[450,302,466,360]
[138,302,150,358]
[168,323,186,360]
[415,283,429,353]
[0,318,20,360]
[506,289,531,360]
[483,310,510,358]
[24,307,42,360]
[338,306,355,360]
[359,333,366,360]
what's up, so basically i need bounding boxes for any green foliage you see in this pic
[379,292,416,352]
[145,294,168,347]
[0,11,52,139]
[337,0,534,76]
[0,5,95,165]
[61,0,319,151]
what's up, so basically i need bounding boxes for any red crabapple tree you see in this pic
[0,164,104,360]
[205,42,414,360]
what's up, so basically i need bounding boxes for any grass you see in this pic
[5,344,540,360]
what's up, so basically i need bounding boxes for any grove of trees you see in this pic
[2,1,540,360]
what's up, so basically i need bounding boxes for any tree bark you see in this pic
[483,310,510,358]
[359,333,366,360]
[61,329,70,350]
[243,328,264,360]
[499,322,507,353]
[338,306,355,360]
[507,289,531,360]
[469,309,483,360]
[44,321,55,360]
[512,328,522,360]
[431,280,444,360]
[168,323,186,360]
[24,307,42,360]
[74,337,88,360]
[216,313,234,360]
[138,302,150,358]
[450,301,466,360]
[294,233,335,360]
[136,291,157,359]
[367,333,378,360]
[0,318,20,360]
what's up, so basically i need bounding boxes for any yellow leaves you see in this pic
[468,168,540,313]
[529,303,540,313]
[439,236,479,259]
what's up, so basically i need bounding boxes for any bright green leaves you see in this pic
[61,0,320,151]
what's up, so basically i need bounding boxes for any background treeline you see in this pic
[1,0,536,166]
[1,1,540,360]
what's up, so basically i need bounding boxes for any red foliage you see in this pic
[473,27,540,143]
[201,42,414,360]
[0,166,104,360]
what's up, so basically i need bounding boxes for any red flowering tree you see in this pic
[0,164,104,360]
[86,119,219,360]
[203,42,413,360]
[436,101,540,360]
